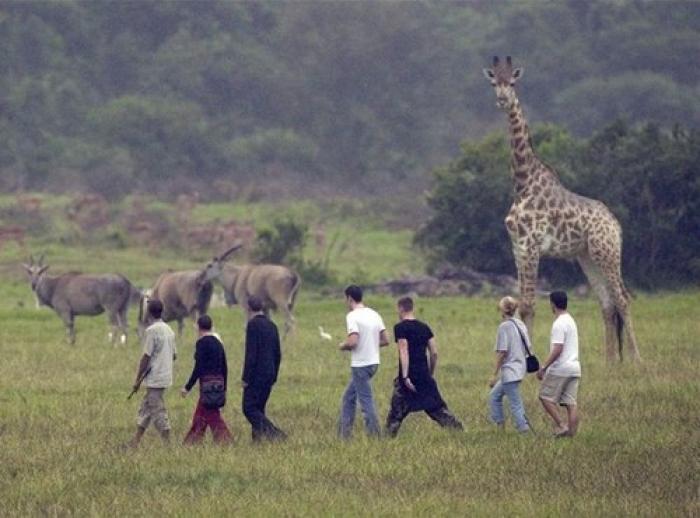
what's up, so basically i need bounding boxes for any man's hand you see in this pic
[403,377,417,392]
[180,387,189,398]
[537,368,546,380]
[488,375,499,388]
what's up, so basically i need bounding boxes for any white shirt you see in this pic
[143,320,177,388]
[346,306,385,367]
[548,313,581,378]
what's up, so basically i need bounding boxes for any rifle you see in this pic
[127,367,152,400]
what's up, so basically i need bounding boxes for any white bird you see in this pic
[318,326,332,341]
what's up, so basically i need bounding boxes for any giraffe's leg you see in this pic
[588,242,641,362]
[515,248,540,337]
[578,255,617,363]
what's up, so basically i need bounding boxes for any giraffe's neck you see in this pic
[507,97,536,192]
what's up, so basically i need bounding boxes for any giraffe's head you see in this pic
[482,56,523,111]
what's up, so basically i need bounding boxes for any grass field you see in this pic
[0,275,698,516]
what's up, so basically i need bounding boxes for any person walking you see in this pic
[338,285,389,439]
[488,296,532,433]
[241,296,286,441]
[127,299,177,448]
[386,297,463,437]
[537,291,581,438]
[181,315,233,445]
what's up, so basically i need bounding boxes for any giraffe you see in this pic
[482,56,640,363]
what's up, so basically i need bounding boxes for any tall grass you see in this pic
[0,284,697,516]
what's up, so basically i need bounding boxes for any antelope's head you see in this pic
[22,254,49,291]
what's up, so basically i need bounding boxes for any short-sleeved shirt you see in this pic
[394,319,434,382]
[548,313,581,378]
[143,320,177,388]
[494,318,531,383]
[393,318,445,411]
[346,306,385,367]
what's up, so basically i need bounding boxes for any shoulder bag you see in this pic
[200,377,226,409]
[509,319,540,373]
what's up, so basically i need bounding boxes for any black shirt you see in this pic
[185,334,228,391]
[242,314,281,387]
[394,319,434,382]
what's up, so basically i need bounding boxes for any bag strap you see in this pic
[509,319,532,358]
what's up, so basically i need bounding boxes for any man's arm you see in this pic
[379,329,390,347]
[183,342,202,392]
[539,343,563,375]
[222,347,228,390]
[135,329,154,389]
[427,337,439,376]
[133,353,150,389]
[339,332,359,351]
[242,324,258,386]
[272,325,281,383]
[398,339,416,392]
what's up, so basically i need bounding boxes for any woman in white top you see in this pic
[488,296,532,433]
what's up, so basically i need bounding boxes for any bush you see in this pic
[252,218,336,287]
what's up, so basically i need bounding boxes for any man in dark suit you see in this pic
[241,295,287,441]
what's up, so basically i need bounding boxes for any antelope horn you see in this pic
[218,242,243,262]
[493,56,499,66]
[37,253,45,266]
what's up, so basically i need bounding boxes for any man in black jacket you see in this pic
[242,296,286,441]
[181,315,233,445]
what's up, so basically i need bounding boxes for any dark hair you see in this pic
[397,296,413,312]
[344,285,363,303]
[550,291,568,310]
[248,295,264,312]
[148,299,163,319]
[197,314,213,331]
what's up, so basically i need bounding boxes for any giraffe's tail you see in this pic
[614,309,624,360]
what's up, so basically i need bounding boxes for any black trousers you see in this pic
[242,383,285,440]
[385,380,463,437]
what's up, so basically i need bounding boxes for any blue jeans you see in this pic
[489,379,530,432]
[338,364,380,438]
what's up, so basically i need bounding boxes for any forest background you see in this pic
[0,0,698,288]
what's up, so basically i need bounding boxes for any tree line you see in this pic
[0,0,698,197]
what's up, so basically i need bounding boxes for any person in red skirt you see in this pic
[181,315,233,445]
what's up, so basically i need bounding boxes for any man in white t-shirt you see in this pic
[338,285,389,438]
[537,291,581,438]
[127,299,177,448]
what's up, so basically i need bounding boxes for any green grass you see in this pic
[0,282,698,516]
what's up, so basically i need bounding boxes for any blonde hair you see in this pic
[498,296,519,317]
